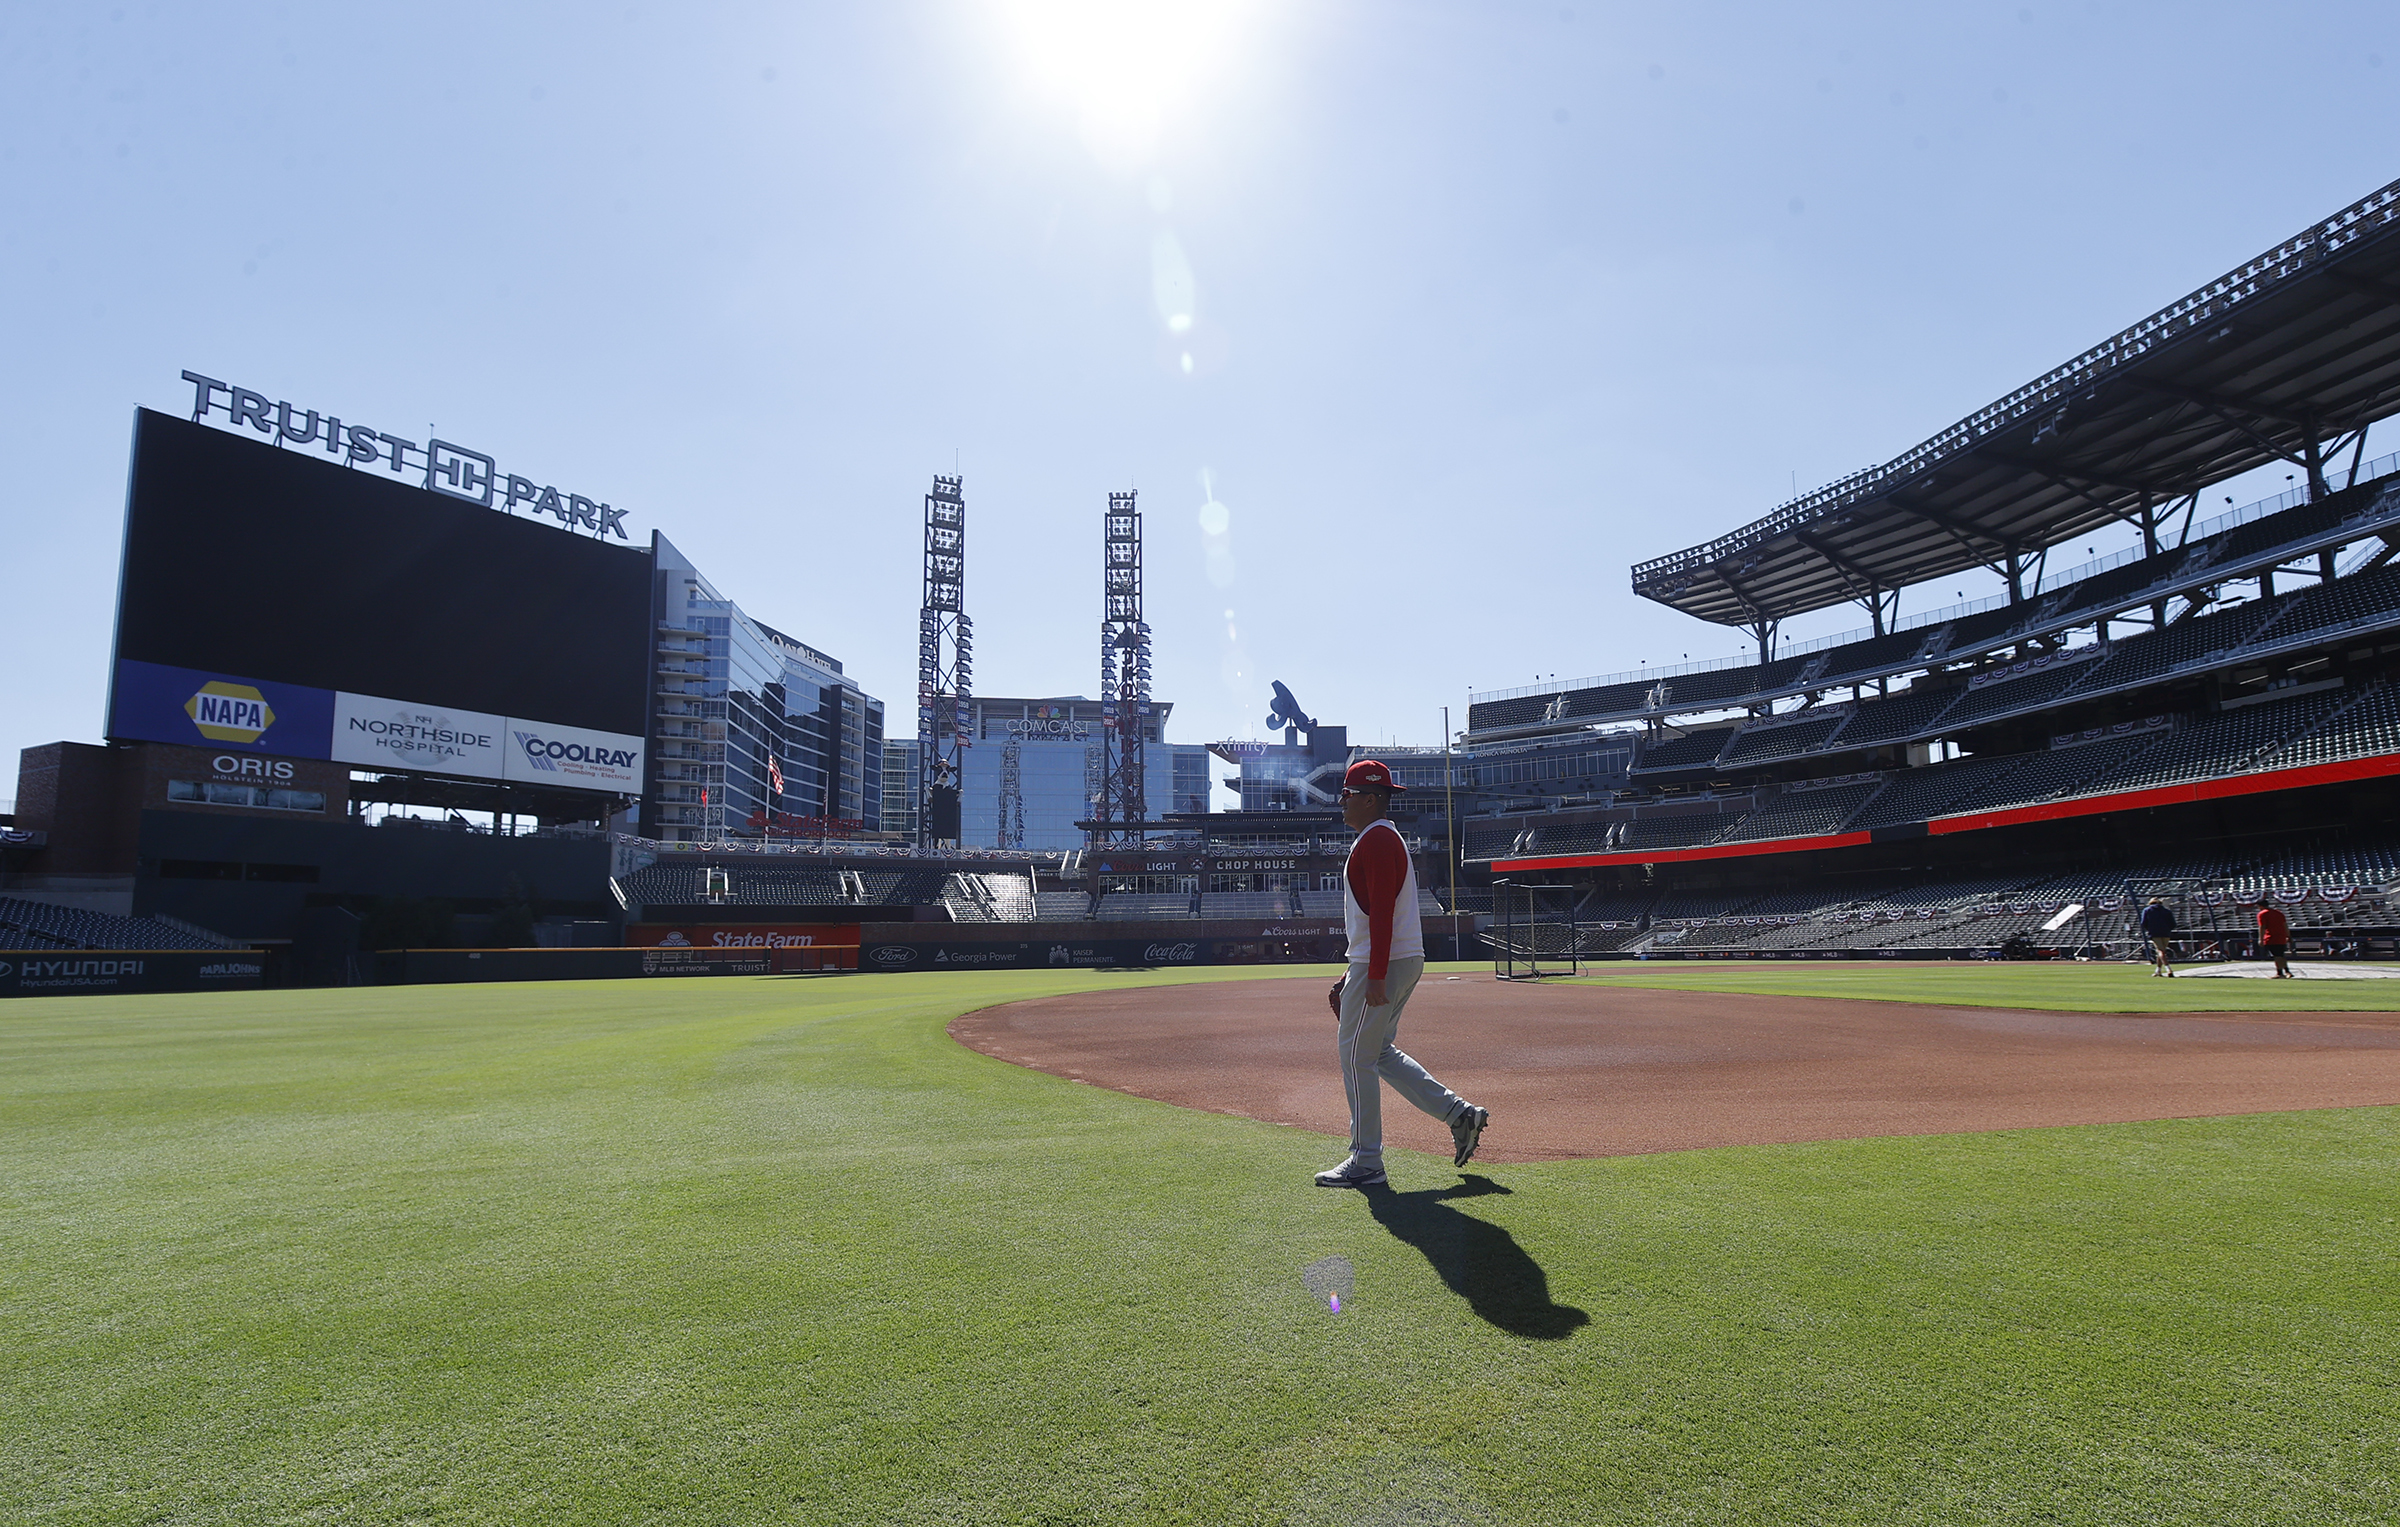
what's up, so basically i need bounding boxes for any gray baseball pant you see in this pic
[1335,955,1464,1166]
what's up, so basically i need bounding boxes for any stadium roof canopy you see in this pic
[1634,176,2400,630]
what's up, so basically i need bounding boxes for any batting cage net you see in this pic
[1490,881,1580,980]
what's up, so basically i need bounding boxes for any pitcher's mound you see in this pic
[951,975,2400,1162]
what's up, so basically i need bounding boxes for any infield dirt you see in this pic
[951,974,2400,1162]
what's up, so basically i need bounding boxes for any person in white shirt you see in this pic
[1315,759,1489,1189]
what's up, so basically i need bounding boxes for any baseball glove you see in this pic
[1327,976,1346,1019]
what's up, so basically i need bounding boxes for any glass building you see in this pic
[879,738,922,842]
[937,695,1209,852]
[641,534,884,842]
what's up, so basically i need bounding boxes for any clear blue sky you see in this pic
[3,2,2393,795]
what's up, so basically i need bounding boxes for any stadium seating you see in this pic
[2092,690,2347,795]
[1939,733,2163,815]
[1721,713,1846,763]
[1465,693,1554,731]
[875,870,957,905]
[2250,562,2400,645]
[1813,627,1943,686]
[1717,781,1883,842]
[1033,890,1095,920]
[1846,754,2021,830]
[1618,813,1740,851]
[1462,823,1531,861]
[2255,683,2400,772]
[1198,892,1292,919]
[1097,893,1200,920]
[0,897,237,951]
[1932,658,2104,732]
[1647,889,1757,922]
[1555,678,1663,720]
[1923,604,2025,661]
[1629,668,1746,712]
[2065,599,2278,694]
[1836,685,1961,748]
[1631,729,1737,772]
[2227,839,2400,892]
[2201,486,2375,568]
[1524,820,1613,855]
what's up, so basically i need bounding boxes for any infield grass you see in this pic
[1566,958,2400,1012]
[5,964,2398,1525]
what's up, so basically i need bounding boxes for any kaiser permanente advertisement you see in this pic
[108,658,644,793]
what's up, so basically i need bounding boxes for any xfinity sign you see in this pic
[179,371,631,540]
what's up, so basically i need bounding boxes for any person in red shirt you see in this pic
[1313,759,1488,1190]
[2256,903,2292,978]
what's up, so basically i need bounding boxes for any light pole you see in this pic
[1443,704,1458,952]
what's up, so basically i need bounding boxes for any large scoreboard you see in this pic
[108,410,652,794]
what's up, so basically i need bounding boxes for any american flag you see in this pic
[768,755,785,796]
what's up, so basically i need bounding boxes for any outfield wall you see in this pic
[0,950,267,997]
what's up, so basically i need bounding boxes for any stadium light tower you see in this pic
[1096,489,1151,842]
[918,475,971,848]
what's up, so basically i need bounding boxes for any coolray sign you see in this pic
[178,371,631,540]
[506,720,642,791]
[111,658,643,793]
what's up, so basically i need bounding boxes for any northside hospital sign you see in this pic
[178,371,632,540]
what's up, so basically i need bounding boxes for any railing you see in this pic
[1631,174,2400,587]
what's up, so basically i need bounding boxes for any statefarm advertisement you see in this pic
[627,924,862,952]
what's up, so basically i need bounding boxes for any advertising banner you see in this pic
[108,658,336,759]
[857,934,1343,972]
[628,924,860,951]
[110,659,640,795]
[0,951,266,998]
[503,718,644,792]
[332,693,507,778]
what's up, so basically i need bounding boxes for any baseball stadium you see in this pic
[13,188,2400,1526]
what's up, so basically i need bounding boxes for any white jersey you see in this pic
[1342,818,1426,965]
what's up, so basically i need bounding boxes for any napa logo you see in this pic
[185,681,275,744]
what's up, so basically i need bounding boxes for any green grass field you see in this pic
[1567,959,2400,1012]
[5,963,2398,1525]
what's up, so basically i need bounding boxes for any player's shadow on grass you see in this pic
[1362,1176,1589,1340]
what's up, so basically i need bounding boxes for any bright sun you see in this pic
[993,0,1254,168]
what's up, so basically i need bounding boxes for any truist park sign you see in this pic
[178,371,631,540]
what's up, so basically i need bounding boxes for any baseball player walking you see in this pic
[1315,759,1488,1190]
[2139,897,2177,976]
[2255,902,2293,977]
